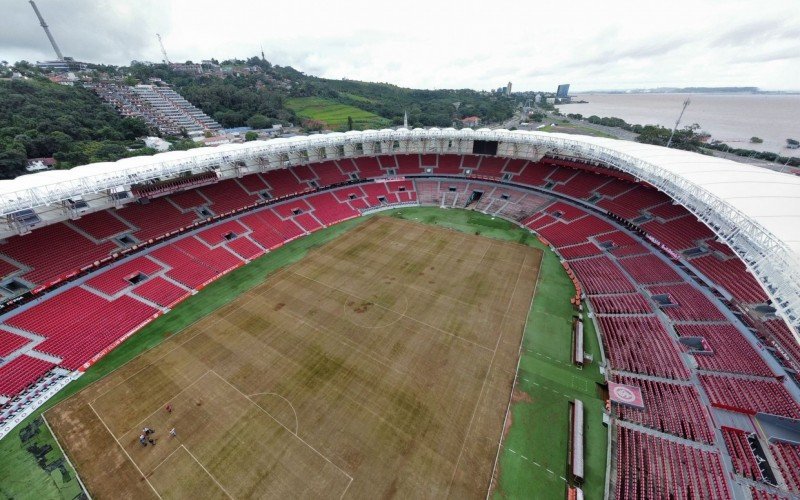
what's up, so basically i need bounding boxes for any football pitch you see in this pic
[45,217,542,498]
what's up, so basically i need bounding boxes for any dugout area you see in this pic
[45,217,541,499]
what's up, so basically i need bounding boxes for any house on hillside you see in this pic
[26,157,55,172]
[462,116,480,128]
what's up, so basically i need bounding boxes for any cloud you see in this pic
[0,0,169,63]
[1,0,799,91]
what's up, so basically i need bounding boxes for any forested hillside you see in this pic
[0,79,151,178]
[0,57,517,179]
[129,58,516,129]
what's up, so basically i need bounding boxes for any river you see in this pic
[559,93,800,155]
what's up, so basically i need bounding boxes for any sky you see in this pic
[1,0,798,92]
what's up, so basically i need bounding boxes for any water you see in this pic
[560,93,800,155]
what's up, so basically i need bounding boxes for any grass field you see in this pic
[0,207,608,499]
[46,217,541,498]
[0,217,366,500]
[286,97,391,130]
[387,209,608,500]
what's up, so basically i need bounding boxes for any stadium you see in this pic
[0,128,799,499]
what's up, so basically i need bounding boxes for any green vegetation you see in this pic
[2,56,517,177]
[317,78,516,128]
[286,97,391,131]
[539,123,618,139]
[0,207,607,500]
[128,57,515,130]
[575,113,799,165]
[0,79,152,178]
[0,217,366,499]
[383,208,607,500]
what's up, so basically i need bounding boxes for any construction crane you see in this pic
[156,33,170,65]
[29,0,64,60]
[666,98,691,148]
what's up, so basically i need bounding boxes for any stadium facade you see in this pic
[1,129,797,338]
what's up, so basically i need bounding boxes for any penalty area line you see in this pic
[87,401,163,500]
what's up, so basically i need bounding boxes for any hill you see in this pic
[285,97,391,130]
[0,79,151,179]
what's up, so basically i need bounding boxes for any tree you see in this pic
[347,116,353,131]
[530,112,546,122]
[246,114,271,129]
[245,131,258,141]
[750,137,763,144]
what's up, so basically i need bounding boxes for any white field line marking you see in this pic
[339,476,354,500]
[291,271,494,353]
[88,401,163,500]
[451,251,530,497]
[211,370,354,484]
[118,370,212,440]
[89,270,290,404]
[149,442,185,474]
[247,392,299,435]
[182,444,234,499]
[485,250,543,500]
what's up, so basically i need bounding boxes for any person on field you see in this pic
[165,404,172,413]
[169,428,177,438]
[139,434,147,447]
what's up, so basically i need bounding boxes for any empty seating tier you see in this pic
[699,374,800,418]
[558,242,604,260]
[69,210,131,240]
[536,216,616,248]
[0,224,115,286]
[133,277,189,308]
[0,329,30,358]
[0,355,55,398]
[770,441,800,493]
[599,316,689,379]
[570,257,637,294]
[118,198,197,242]
[690,254,769,304]
[226,237,264,260]
[676,324,774,377]
[617,254,682,284]
[721,427,763,481]
[762,319,800,369]
[615,426,730,500]
[85,256,163,295]
[647,284,727,322]
[197,220,249,246]
[590,294,652,315]
[613,375,714,443]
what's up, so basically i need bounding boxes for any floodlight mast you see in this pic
[666,98,691,148]
[29,1,64,60]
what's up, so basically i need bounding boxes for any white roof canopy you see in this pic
[1,128,798,334]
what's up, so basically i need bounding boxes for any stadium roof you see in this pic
[1,129,799,331]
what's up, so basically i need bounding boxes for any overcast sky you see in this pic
[1,0,798,92]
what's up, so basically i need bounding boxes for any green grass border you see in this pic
[0,207,608,499]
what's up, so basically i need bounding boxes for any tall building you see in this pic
[556,84,571,103]
[506,81,512,95]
